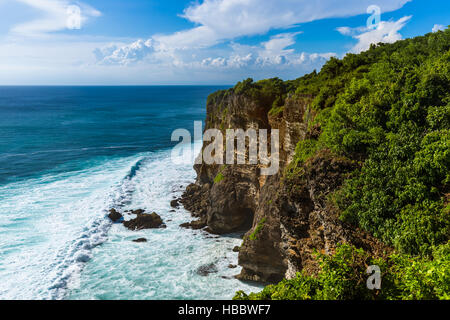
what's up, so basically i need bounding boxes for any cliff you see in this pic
[181,28,450,298]
[181,84,387,283]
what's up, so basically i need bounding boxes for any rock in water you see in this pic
[108,209,123,223]
[170,199,180,208]
[196,263,218,276]
[132,238,147,243]
[179,218,207,230]
[123,212,166,230]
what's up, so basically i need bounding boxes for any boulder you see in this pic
[196,263,218,276]
[123,212,166,231]
[179,218,207,230]
[170,199,180,208]
[108,209,123,223]
[132,238,147,243]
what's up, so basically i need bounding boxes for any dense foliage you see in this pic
[234,243,450,300]
[229,28,450,299]
[235,28,450,256]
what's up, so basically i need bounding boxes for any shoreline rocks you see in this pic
[170,199,180,208]
[123,211,166,231]
[108,209,123,223]
[179,218,207,230]
[196,263,218,276]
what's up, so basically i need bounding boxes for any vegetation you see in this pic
[268,105,284,117]
[249,218,267,241]
[234,243,450,300]
[230,28,450,299]
[214,171,225,184]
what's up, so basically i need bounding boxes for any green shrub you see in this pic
[314,28,450,255]
[234,243,450,300]
[249,218,267,241]
[233,78,288,109]
[214,172,225,184]
[268,105,284,117]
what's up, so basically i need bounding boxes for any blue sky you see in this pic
[0,0,448,85]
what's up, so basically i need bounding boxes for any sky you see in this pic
[0,0,448,85]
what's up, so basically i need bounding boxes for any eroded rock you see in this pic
[123,212,166,231]
[179,218,207,230]
[182,90,391,284]
[170,199,180,208]
[196,263,218,276]
[108,209,123,223]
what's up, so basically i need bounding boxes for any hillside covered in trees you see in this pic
[227,27,450,300]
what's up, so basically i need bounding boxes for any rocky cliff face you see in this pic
[181,89,387,283]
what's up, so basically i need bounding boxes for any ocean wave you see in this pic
[46,156,153,299]
[0,146,148,160]
[0,153,151,299]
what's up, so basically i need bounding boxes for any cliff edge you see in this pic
[181,29,449,296]
[181,82,387,283]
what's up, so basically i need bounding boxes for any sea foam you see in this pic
[0,143,262,300]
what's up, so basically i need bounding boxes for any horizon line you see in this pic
[0,84,235,87]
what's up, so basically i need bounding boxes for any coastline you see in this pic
[0,86,262,300]
[66,145,263,300]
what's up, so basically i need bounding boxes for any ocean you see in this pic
[0,86,262,300]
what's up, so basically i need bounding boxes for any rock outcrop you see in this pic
[182,87,388,283]
[181,92,271,234]
[196,263,218,276]
[123,211,166,231]
[108,209,123,223]
[170,199,180,208]
[179,219,207,230]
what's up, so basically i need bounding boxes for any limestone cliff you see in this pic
[181,83,387,283]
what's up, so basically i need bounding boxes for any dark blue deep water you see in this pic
[0,86,225,184]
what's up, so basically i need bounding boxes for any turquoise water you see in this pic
[0,86,262,300]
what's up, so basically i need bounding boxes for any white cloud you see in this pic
[94,39,154,65]
[173,0,411,49]
[10,0,101,36]
[95,0,411,65]
[91,0,413,82]
[262,32,300,54]
[94,30,335,72]
[197,32,335,70]
[336,26,352,36]
[255,32,299,66]
[336,25,368,36]
[1,0,413,84]
[432,24,445,33]
[338,16,411,53]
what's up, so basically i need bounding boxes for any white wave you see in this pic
[68,142,263,300]
[0,142,262,300]
[0,154,146,299]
